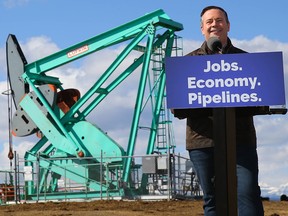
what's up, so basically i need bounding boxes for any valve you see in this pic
[77,150,84,158]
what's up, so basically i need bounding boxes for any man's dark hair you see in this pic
[200,6,229,23]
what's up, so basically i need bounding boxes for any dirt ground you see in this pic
[0,200,288,216]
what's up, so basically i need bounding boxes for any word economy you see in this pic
[187,60,261,107]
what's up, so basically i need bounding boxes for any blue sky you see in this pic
[1,0,288,199]
[1,0,287,47]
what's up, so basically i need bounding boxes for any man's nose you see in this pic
[211,19,218,26]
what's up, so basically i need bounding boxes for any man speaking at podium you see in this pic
[174,6,264,216]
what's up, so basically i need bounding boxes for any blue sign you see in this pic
[165,52,285,108]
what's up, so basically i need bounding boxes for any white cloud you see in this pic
[182,39,202,55]
[2,0,30,8]
[20,36,60,62]
[0,82,10,142]
[0,47,6,75]
[0,35,288,197]
[233,35,288,53]
[0,139,34,170]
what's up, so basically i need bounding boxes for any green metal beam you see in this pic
[61,27,149,122]
[122,24,155,183]
[25,153,111,192]
[24,9,182,76]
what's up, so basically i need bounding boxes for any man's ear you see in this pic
[201,25,204,35]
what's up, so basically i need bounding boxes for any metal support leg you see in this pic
[213,108,237,216]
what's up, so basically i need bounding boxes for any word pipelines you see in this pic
[188,91,261,107]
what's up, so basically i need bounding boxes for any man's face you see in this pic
[201,9,230,46]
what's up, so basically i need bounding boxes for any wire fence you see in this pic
[0,152,202,204]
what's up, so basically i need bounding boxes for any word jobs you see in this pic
[203,60,241,72]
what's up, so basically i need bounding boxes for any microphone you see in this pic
[207,37,222,54]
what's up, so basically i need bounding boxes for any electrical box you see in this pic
[157,156,168,170]
[142,156,157,174]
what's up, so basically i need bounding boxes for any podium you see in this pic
[166,52,286,215]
